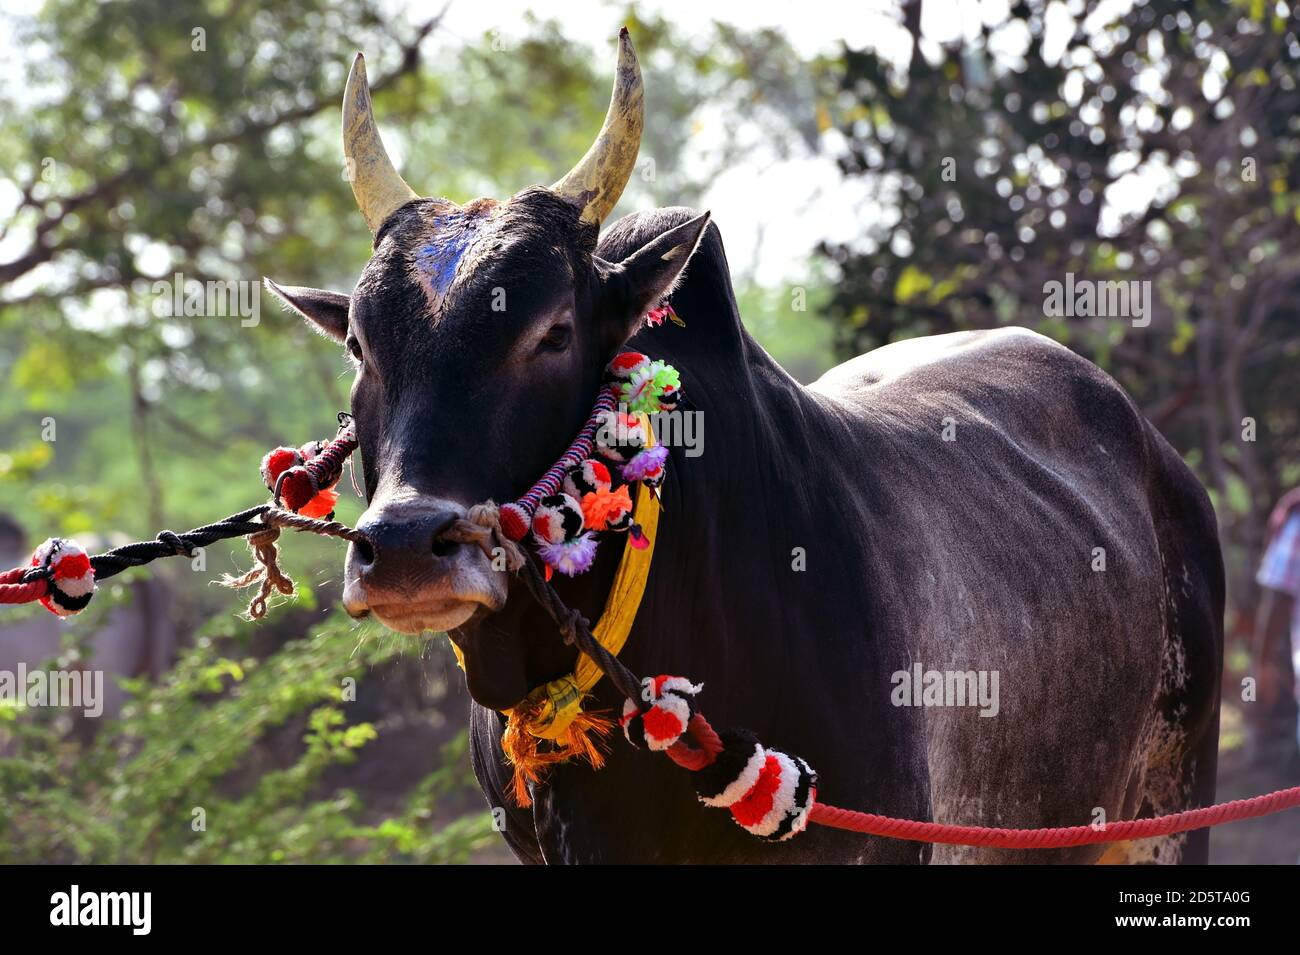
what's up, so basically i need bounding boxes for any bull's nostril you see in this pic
[352,537,376,565]
[431,536,458,559]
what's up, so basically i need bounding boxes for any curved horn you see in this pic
[343,53,419,236]
[551,28,644,226]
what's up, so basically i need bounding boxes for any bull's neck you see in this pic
[511,309,841,696]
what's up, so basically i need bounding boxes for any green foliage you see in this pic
[734,272,836,383]
[819,0,1300,605]
[0,608,495,864]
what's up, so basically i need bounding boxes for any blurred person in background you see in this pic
[1253,489,1300,764]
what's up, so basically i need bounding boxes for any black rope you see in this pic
[13,495,647,709]
[84,504,274,581]
[513,551,645,704]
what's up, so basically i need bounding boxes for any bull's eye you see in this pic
[346,336,364,363]
[538,324,572,353]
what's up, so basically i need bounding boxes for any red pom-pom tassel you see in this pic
[499,502,529,541]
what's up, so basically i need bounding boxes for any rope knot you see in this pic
[218,507,370,619]
[557,606,590,647]
[458,501,526,572]
[156,530,195,558]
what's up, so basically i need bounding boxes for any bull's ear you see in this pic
[264,278,350,343]
[598,211,710,345]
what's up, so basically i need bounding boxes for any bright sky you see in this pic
[430,0,910,281]
[0,0,915,291]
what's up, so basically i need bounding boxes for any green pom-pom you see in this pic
[620,360,680,414]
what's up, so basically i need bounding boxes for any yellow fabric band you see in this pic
[448,416,660,741]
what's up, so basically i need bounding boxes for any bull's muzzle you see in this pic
[342,491,507,634]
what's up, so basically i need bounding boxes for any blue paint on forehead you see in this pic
[413,209,488,298]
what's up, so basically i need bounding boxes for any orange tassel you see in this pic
[299,487,339,519]
[581,484,633,531]
[499,703,615,807]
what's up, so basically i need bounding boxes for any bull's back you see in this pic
[809,327,1218,861]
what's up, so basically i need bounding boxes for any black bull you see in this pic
[467,208,1224,864]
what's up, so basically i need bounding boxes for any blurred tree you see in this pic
[820,0,1300,615]
[0,0,831,540]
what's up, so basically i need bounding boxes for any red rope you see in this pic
[0,567,47,605]
[808,787,1300,848]
[671,712,1300,848]
[666,713,724,770]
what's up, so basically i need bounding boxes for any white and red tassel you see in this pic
[621,675,702,750]
[531,493,597,577]
[690,727,817,841]
[621,685,820,843]
[31,538,96,617]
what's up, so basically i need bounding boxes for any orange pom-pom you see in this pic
[581,484,633,531]
[299,488,339,519]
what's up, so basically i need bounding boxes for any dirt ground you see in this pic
[1209,702,1300,864]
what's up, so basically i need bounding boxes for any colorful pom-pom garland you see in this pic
[498,388,619,542]
[532,493,599,577]
[262,413,357,519]
[502,350,684,578]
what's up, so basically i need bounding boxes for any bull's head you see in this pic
[266,30,707,704]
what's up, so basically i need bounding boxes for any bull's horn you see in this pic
[343,52,420,235]
[551,28,644,225]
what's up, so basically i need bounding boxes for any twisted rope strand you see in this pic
[0,566,48,604]
[806,784,1300,849]
[0,504,370,617]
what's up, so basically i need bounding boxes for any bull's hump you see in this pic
[808,325,1062,399]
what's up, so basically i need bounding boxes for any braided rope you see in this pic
[499,389,618,539]
[0,566,48,604]
[0,505,369,619]
[272,419,359,511]
[806,785,1300,849]
[89,505,274,580]
[1,505,276,605]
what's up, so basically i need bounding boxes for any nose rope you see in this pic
[0,505,373,619]
[440,502,526,572]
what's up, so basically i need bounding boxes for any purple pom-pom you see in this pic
[621,445,669,482]
[537,533,599,576]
